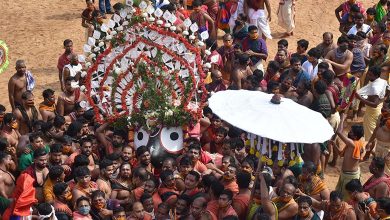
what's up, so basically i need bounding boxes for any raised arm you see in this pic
[96,122,112,155]
[335,4,343,23]
[335,114,355,149]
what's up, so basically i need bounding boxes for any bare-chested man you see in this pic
[57,76,86,116]
[244,0,272,40]
[0,113,21,151]
[363,157,390,199]
[232,54,253,89]
[316,32,338,58]
[23,147,50,203]
[0,151,15,198]
[13,91,40,135]
[8,60,28,110]
[111,163,133,207]
[296,80,313,107]
[334,114,365,201]
[365,102,390,161]
[96,158,114,199]
[39,89,57,122]
[72,166,98,205]
[324,36,353,78]
[65,137,98,176]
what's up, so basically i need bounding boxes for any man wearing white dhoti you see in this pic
[277,0,295,36]
[244,0,272,40]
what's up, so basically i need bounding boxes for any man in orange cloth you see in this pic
[3,173,38,219]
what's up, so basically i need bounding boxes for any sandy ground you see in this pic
[0,0,380,189]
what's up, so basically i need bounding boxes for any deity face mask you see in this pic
[134,126,184,168]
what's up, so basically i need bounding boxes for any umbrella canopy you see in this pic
[208,90,334,143]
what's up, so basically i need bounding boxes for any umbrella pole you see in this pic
[248,149,263,214]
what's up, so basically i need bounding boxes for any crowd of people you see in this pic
[1,0,390,219]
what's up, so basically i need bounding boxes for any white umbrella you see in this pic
[208,90,334,144]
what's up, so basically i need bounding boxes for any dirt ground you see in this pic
[0,0,379,189]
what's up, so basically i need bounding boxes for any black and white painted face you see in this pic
[134,126,183,168]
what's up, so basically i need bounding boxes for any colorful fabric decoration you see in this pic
[0,40,9,74]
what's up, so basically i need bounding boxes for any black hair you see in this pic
[372,157,386,170]
[79,137,93,147]
[356,31,367,39]
[106,152,122,161]
[76,196,90,207]
[41,122,54,134]
[53,182,68,196]
[0,151,10,163]
[50,143,63,153]
[284,175,299,188]
[37,203,53,218]
[99,158,113,170]
[297,196,312,206]
[201,174,218,189]
[330,191,343,201]
[307,48,322,59]
[367,7,376,15]
[210,180,224,198]
[63,39,73,46]
[337,36,349,45]
[74,154,90,167]
[377,197,390,214]
[136,145,150,158]
[351,125,364,139]
[267,60,280,72]
[177,194,192,205]
[91,190,105,199]
[222,216,239,220]
[113,206,125,215]
[0,104,5,112]
[278,39,289,48]
[354,12,364,20]
[377,22,387,33]
[66,121,83,138]
[253,69,264,81]
[133,166,150,181]
[350,4,360,13]
[192,0,202,7]
[160,170,174,182]
[0,138,8,152]
[3,113,15,125]
[74,166,90,178]
[299,79,312,91]
[179,156,192,166]
[302,161,317,174]
[236,171,251,189]
[238,53,250,65]
[42,89,55,99]
[21,90,34,100]
[314,80,327,95]
[248,25,258,32]
[48,165,64,180]
[369,65,382,78]
[113,2,124,11]
[140,192,152,204]
[187,170,201,181]
[378,44,388,54]
[53,115,66,128]
[345,179,363,192]
[220,189,234,201]
[33,147,48,159]
[290,56,301,65]
[267,81,280,93]
[297,39,309,50]
[29,131,43,142]
[188,143,201,153]
[318,62,330,70]
[215,127,228,136]
[321,70,335,85]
